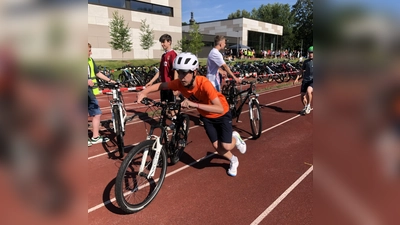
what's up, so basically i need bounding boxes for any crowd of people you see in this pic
[223,47,305,61]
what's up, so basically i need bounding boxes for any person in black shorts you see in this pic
[294,46,313,115]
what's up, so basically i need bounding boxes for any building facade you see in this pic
[88,0,182,60]
[88,1,283,60]
[182,17,283,58]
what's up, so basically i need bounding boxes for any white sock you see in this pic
[231,155,238,163]
[307,104,311,108]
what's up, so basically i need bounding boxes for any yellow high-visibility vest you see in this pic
[88,57,100,95]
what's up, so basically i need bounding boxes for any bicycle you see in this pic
[101,80,138,158]
[222,79,262,139]
[115,97,190,213]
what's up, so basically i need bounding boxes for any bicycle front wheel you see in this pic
[115,140,167,213]
[112,105,124,157]
[249,99,262,139]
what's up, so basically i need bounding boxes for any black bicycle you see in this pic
[222,80,262,139]
[115,97,190,213]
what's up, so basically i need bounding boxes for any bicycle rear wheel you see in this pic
[249,99,262,139]
[112,105,124,157]
[170,114,190,164]
[115,140,167,213]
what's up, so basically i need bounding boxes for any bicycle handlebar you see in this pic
[141,97,183,110]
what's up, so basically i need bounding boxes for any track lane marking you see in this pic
[88,111,308,213]
[250,166,313,225]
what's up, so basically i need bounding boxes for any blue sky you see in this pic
[181,0,298,23]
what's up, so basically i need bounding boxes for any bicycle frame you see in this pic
[226,81,259,122]
[109,88,127,134]
[140,99,183,178]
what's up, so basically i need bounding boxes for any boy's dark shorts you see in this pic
[301,80,313,93]
[201,111,233,144]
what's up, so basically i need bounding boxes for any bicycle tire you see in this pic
[249,99,262,139]
[170,114,190,164]
[115,140,167,213]
[112,105,125,157]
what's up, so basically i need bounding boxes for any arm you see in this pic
[221,63,240,83]
[145,71,160,87]
[294,64,305,85]
[96,71,112,82]
[172,70,181,96]
[137,82,169,103]
[182,96,224,114]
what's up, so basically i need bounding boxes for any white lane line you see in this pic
[97,85,298,111]
[88,112,305,213]
[250,166,314,225]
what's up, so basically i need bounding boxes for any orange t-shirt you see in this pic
[167,76,229,118]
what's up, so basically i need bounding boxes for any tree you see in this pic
[291,0,313,55]
[228,9,252,19]
[173,36,189,52]
[108,11,133,58]
[139,19,156,59]
[186,23,204,56]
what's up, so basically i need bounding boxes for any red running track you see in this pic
[88,83,313,225]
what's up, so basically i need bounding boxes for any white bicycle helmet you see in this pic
[173,52,199,72]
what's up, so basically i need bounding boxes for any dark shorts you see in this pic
[301,80,313,93]
[201,111,233,144]
[160,89,175,102]
[88,88,101,116]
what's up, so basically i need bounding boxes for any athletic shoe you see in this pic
[305,105,312,114]
[91,136,110,144]
[199,119,204,126]
[232,131,246,154]
[300,106,307,115]
[88,138,92,147]
[227,159,239,177]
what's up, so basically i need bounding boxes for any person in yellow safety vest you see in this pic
[88,43,115,146]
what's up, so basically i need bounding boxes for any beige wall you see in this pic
[182,18,283,46]
[88,0,182,60]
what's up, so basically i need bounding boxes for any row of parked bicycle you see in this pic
[96,59,303,89]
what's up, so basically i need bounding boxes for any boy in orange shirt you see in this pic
[137,52,246,176]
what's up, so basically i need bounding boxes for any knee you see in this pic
[221,143,234,151]
[212,142,219,150]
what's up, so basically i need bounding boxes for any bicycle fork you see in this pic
[111,103,127,133]
[248,96,260,120]
[139,137,162,179]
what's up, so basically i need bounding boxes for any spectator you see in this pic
[294,46,313,115]
[88,43,115,146]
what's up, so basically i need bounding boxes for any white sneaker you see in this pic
[300,106,307,115]
[91,136,110,144]
[88,138,92,147]
[227,159,239,176]
[232,131,246,154]
[305,105,312,114]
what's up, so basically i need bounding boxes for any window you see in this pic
[89,0,173,17]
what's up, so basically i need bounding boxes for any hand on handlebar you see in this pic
[181,98,193,108]
[137,91,147,104]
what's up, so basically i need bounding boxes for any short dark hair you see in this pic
[159,34,172,43]
[214,35,225,46]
